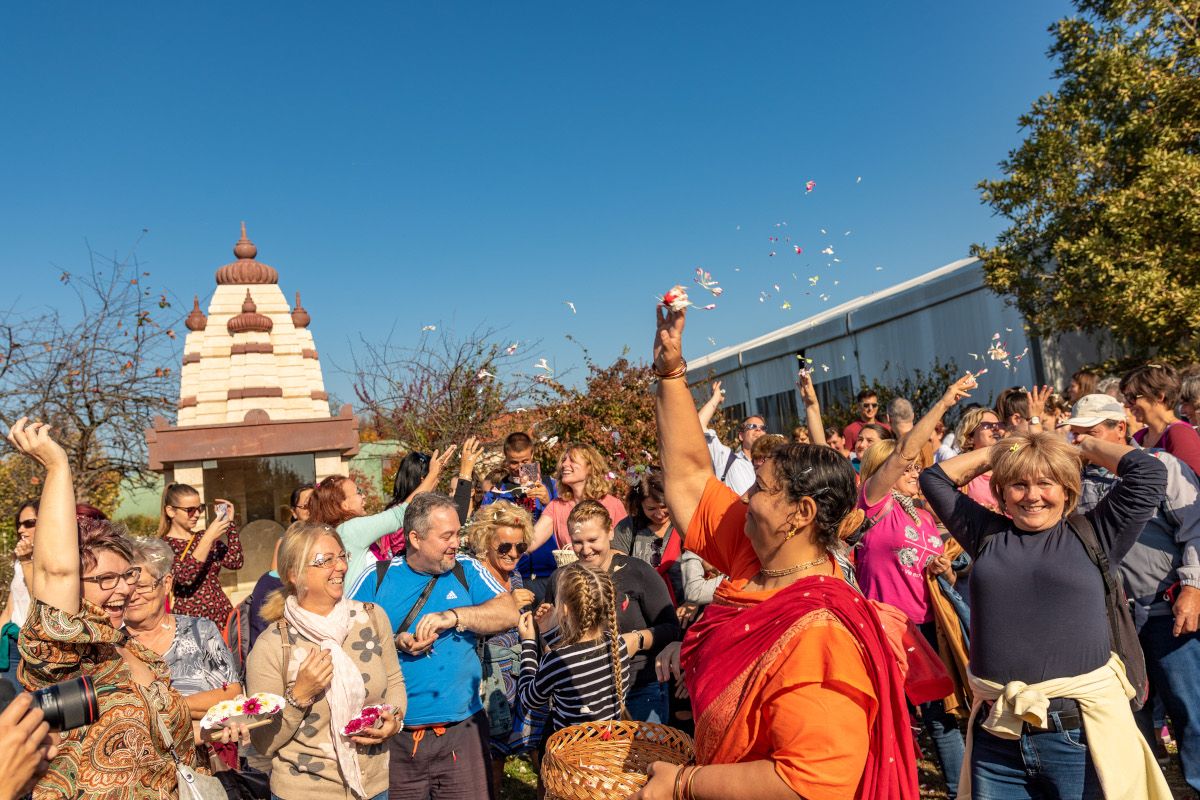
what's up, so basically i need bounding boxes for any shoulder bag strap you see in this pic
[1066,513,1123,638]
[397,575,440,635]
[720,450,739,481]
[277,619,292,671]
[374,558,391,592]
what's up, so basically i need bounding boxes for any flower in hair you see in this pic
[1009,443,1022,452]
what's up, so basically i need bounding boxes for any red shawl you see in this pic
[681,574,918,800]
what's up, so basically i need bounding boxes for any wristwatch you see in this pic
[1029,416,1042,425]
[635,630,646,651]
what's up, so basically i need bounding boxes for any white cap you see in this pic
[1064,393,1127,428]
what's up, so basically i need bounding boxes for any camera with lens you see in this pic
[32,675,99,731]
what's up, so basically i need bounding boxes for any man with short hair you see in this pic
[843,389,887,453]
[1070,394,1200,792]
[887,396,935,468]
[479,431,557,602]
[352,492,519,800]
[696,382,764,495]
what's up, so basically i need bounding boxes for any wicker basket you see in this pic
[541,720,695,799]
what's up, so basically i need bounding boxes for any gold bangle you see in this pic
[685,765,703,800]
[654,359,688,380]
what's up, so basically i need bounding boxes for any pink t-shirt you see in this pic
[544,494,629,547]
[964,473,998,511]
[855,487,943,624]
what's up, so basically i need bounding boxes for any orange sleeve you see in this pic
[686,477,760,580]
[761,619,877,800]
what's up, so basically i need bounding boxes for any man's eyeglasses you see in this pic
[309,551,349,569]
[17,519,36,530]
[81,566,142,590]
[132,576,166,596]
[172,505,203,516]
[741,423,768,432]
[495,542,529,557]
[860,403,879,409]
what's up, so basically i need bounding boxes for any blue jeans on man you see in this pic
[1135,615,1200,793]
[970,711,1102,799]
[625,681,669,724]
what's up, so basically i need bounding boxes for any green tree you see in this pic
[973,0,1200,361]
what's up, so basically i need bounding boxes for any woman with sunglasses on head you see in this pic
[0,500,38,694]
[158,483,242,627]
[464,501,540,785]
[955,407,1006,512]
[1121,363,1200,476]
[856,376,977,796]
[6,418,215,798]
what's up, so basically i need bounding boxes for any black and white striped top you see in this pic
[517,631,631,734]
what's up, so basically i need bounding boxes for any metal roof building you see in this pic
[685,257,1085,433]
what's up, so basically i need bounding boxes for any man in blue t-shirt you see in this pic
[479,431,558,602]
[352,492,517,800]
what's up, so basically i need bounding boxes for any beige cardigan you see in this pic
[959,652,1170,800]
[247,601,405,800]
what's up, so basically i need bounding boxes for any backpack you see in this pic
[223,595,254,682]
[982,513,1149,711]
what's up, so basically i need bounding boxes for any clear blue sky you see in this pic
[0,2,1071,405]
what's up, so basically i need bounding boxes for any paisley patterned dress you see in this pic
[17,599,197,800]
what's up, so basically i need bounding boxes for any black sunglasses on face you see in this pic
[496,542,529,557]
[17,519,36,530]
[172,505,203,516]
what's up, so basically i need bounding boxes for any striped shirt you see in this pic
[518,632,631,734]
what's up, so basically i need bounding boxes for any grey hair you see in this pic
[1182,375,1200,406]
[1095,376,1122,399]
[886,397,914,424]
[404,492,460,538]
[128,536,177,580]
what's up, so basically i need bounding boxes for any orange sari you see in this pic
[681,478,918,800]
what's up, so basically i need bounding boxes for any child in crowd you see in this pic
[516,562,631,740]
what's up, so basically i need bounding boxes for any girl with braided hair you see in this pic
[515,562,631,737]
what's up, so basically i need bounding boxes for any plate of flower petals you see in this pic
[201,692,285,729]
[343,704,394,736]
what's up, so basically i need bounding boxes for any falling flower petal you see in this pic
[421,325,436,332]
[781,301,792,310]
[793,245,803,255]
[805,180,815,193]
[564,301,576,314]
[821,246,834,256]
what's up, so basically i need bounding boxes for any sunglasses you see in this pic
[17,519,36,530]
[172,505,203,516]
[860,403,879,409]
[742,423,768,432]
[495,542,529,557]
[310,551,350,569]
[977,422,1005,432]
[81,566,142,591]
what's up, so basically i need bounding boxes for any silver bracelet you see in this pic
[284,686,312,711]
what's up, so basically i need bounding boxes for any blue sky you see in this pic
[0,2,1071,405]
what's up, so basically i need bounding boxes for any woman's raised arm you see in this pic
[653,307,712,536]
[5,419,79,614]
[864,374,975,506]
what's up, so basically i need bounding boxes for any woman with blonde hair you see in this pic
[921,429,1171,797]
[856,376,976,795]
[528,443,627,552]
[247,522,405,800]
[953,405,1006,512]
[465,502,541,774]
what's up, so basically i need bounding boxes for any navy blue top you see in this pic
[920,450,1166,684]
[481,476,559,580]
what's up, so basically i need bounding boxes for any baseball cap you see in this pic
[1063,394,1127,428]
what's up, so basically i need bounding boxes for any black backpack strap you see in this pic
[720,450,739,482]
[374,558,391,592]
[1066,513,1119,624]
[452,560,470,593]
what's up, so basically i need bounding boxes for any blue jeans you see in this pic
[1135,615,1200,792]
[970,712,1102,799]
[917,622,965,795]
[625,681,669,724]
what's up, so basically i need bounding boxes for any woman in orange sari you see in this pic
[633,305,918,800]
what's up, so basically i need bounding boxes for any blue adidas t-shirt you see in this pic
[351,554,505,726]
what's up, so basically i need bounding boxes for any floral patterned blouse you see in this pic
[165,526,244,627]
[18,599,197,800]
